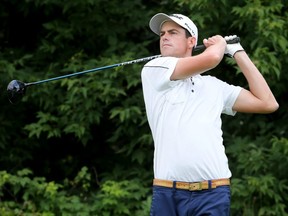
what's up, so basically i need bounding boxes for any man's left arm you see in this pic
[232,51,279,113]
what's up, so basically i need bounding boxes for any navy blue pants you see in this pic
[150,186,230,216]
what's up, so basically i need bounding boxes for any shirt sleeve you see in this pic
[222,83,242,116]
[141,57,179,92]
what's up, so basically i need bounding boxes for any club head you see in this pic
[7,80,26,104]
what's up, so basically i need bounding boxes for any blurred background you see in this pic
[0,0,287,215]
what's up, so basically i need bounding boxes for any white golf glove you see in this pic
[224,35,244,58]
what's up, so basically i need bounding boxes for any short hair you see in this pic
[184,28,192,38]
[183,28,194,56]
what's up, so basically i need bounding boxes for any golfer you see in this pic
[141,13,278,215]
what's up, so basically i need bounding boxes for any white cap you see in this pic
[149,13,198,45]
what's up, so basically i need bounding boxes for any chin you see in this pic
[161,51,174,57]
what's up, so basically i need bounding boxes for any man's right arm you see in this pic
[171,35,226,80]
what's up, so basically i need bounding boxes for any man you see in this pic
[141,13,279,216]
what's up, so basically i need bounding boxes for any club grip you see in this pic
[226,36,240,44]
[193,36,240,52]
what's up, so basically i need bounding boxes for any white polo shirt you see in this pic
[141,57,242,182]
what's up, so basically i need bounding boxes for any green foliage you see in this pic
[0,0,287,215]
[231,0,288,78]
[226,137,288,215]
[94,180,151,216]
[0,167,151,216]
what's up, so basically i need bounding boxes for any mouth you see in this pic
[162,44,172,48]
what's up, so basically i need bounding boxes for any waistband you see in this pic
[153,178,230,191]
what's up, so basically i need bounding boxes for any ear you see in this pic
[188,37,196,49]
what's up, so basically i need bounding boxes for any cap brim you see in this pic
[149,13,172,35]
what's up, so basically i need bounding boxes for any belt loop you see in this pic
[208,180,212,189]
[173,181,177,191]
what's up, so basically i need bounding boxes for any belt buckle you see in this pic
[189,182,202,191]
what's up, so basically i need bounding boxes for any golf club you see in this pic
[7,36,240,104]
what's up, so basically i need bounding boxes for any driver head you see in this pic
[7,80,26,104]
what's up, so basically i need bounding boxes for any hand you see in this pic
[203,35,226,48]
[224,35,244,58]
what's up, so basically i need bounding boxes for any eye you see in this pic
[169,30,178,35]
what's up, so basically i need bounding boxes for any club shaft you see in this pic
[26,36,240,86]
[26,55,161,86]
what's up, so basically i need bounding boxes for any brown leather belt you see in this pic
[153,178,230,191]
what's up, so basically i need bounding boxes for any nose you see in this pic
[160,32,168,41]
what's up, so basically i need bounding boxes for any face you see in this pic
[159,21,194,57]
